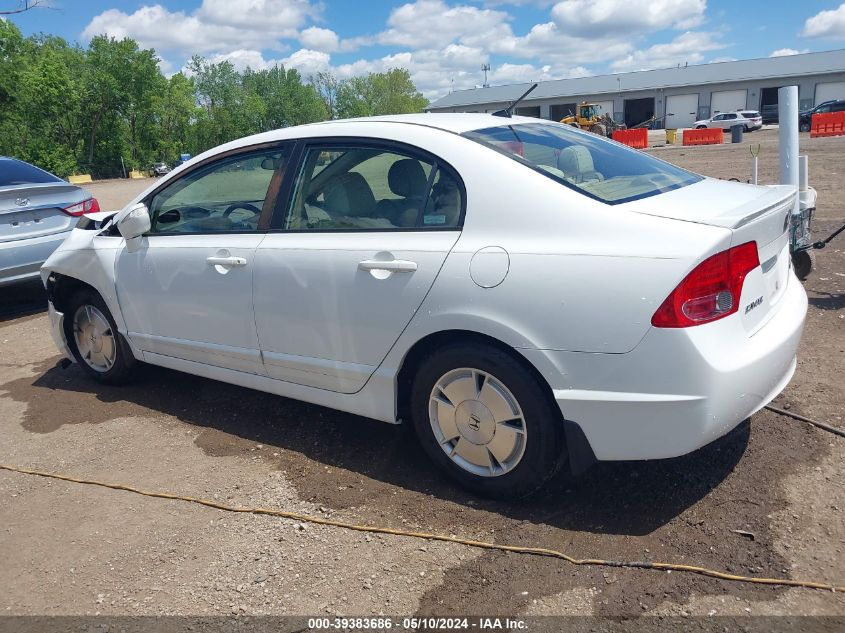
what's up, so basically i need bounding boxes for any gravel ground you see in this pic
[0,129,842,618]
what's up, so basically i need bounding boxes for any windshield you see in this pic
[463,122,701,204]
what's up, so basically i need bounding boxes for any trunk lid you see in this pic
[625,178,795,335]
[0,182,80,243]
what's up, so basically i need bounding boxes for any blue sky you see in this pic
[7,0,845,98]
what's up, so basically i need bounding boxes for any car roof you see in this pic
[185,113,543,166]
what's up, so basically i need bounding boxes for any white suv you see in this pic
[694,111,763,132]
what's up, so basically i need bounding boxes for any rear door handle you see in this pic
[206,256,247,267]
[358,259,417,273]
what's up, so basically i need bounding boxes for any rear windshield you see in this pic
[0,158,62,186]
[462,122,701,204]
[741,111,761,118]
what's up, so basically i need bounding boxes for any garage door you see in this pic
[665,94,699,128]
[711,89,747,115]
[815,81,845,105]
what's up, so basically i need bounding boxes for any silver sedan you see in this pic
[1,157,100,286]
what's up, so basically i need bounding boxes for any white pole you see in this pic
[798,155,809,191]
[752,156,758,185]
[778,86,800,215]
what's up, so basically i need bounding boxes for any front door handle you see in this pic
[206,256,247,267]
[358,259,417,273]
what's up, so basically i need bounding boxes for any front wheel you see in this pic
[799,121,811,133]
[64,289,137,384]
[410,343,565,498]
[696,125,707,129]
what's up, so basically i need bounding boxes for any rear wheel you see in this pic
[64,289,136,384]
[410,342,564,498]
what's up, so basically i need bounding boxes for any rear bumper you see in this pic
[542,274,807,461]
[0,231,71,287]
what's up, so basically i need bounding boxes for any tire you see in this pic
[799,121,811,133]
[696,125,707,129]
[410,342,565,499]
[64,289,137,385]
[792,249,815,281]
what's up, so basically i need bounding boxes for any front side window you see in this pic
[285,145,463,230]
[463,122,700,205]
[148,147,288,234]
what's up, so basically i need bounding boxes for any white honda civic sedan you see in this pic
[41,114,807,498]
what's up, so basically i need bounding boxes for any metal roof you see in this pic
[429,49,845,109]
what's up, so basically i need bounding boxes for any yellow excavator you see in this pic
[560,102,625,137]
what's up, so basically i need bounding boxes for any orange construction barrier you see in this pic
[682,128,724,146]
[612,128,648,149]
[810,111,845,138]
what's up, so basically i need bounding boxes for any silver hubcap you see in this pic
[429,368,527,477]
[72,304,116,373]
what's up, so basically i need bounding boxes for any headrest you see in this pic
[324,172,376,217]
[557,145,595,176]
[388,159,427,198]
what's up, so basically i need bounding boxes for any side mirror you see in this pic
[117,202,151,252]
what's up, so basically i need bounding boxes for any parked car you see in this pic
[694,110,762,131]
[760,104,779,125]
[41,115,807,498]
[150,162,171,177]
[1,157,99,287]
[799,99,845,132]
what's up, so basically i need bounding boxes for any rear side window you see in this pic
[0,159,62,186]
[285,145,463,231]
[463,122,700,204]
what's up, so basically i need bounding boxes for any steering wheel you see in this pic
[223,202,261,218]
[176,205,214,219]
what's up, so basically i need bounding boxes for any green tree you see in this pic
[310,71,340,119]
[153,72,198,162]
[336,68,427,118]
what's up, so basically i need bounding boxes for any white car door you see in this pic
[114,144,290,374]
[253,141,463,393]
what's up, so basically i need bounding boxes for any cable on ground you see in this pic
[1,463,842,594]
[765,404,845,438]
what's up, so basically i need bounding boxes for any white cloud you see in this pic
[610,31,726,71]
[281,48,332,75]
[197,0,318,32]
[802,3,845,39]
[769,48,809,57]
[206,47,330,76]
[299,27,340,52]
[551,0,706,37]
[376,0,513,50]
[82,0,319,54]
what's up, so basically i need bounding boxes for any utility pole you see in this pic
[481,63,491,88]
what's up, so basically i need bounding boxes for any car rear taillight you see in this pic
[651,242,759,328]
[62,197,100,217]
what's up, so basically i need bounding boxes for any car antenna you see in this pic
[492,83,538,118]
